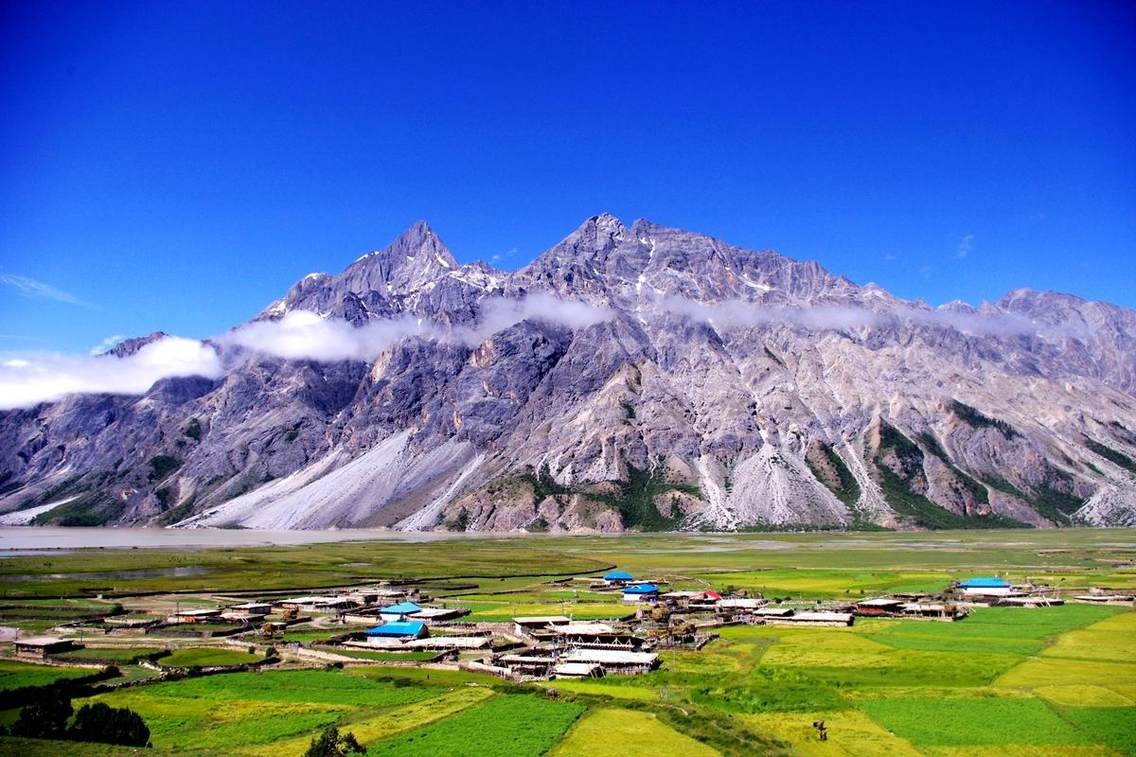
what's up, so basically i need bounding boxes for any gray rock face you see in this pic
[2,214,1135,531]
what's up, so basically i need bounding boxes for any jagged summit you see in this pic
[104,332,170,357]
[2,215,1135,532]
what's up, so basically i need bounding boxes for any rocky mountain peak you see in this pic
[346,220,459,285]
[104,332,170,357]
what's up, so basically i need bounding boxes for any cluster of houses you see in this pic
[161,585,471,628]
[853,596,966,621]
[341,599,486,654]
[484,615,660,679]
[13,569,1127,683]
[843,575,1099,620]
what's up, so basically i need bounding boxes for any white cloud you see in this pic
[0,337,223,410]
[223,311,423,362]
[0,294,614,409]
[455,292,613,342]
[223,293,615,362]
[957,234,974,258]
[0,274,86,306]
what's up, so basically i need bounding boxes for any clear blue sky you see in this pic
[2,1,1133,353]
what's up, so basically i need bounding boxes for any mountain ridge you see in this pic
[2,214,1135,532]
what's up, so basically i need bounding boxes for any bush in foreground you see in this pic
[68,702,151,747]
[9,690,150,747]
[304,725,366,756]
[10,688,72,739]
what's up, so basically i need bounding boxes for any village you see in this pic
[7,568,1133,684]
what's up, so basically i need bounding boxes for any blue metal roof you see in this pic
[380,601,422,614]
[604,571,633,580]
[622,583,659,594]
[959,577,1010,588]
[365,620,425,637]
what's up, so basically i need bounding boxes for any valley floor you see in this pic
[0,529,1133,755]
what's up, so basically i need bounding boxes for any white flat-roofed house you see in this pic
[513,615,571,636]
[753,607,794,618]
[409,607,471,623]
[167,608,223,624]
[276,595,354,611]
[553,662,603,678]
[549,621,615,635]
[562,647,660,674]
[764,611,854,627]
[222,602,272,621]
[402,635,491,650]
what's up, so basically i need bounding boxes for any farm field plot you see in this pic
[859,697,1090,747]
[54,646,165,663]
[158,647,261,667]
[552,707,718,756]
[365,694,585,757]
[0,659,97,690]
[0,528,1133,755]
[71,669,447,753]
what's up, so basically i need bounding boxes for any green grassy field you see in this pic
[0,659,98,691]
[54,646,165,663]
[157,647,261,668]
[367,694,585,756]
[0,528,1132,755]
[553,707,718,756]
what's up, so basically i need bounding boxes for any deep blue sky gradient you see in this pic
[1,1,1133,352]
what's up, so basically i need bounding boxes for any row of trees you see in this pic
[2,688,150,747]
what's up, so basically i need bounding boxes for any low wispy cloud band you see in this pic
[0,293,613,409]
[0,291,1061,410]
[657,296,1044,338]
[222,293,613,362]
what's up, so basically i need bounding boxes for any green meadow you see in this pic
[0,659,98,691]
[0,528,1133,755]
[157,647,262,668]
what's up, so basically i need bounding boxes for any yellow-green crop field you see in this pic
[0,528,1133,755]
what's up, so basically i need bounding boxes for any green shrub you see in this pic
[148,455,182,482]
[949,400,1020,438]
[10,688,72,739]
[1084,438,1136,474]
[67,702,150,747]
[304,725,365,756]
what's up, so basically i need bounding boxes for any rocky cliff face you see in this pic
[2,215,1135,531]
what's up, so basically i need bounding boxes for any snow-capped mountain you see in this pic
[3,215,1135,531]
